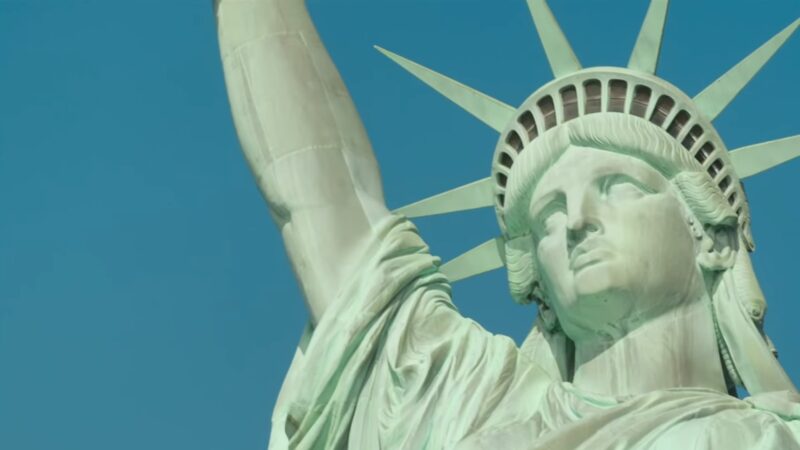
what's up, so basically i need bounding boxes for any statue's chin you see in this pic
[557,261,641,333]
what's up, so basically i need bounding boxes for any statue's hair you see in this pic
[504,236,538,305]
[672,172,738,228]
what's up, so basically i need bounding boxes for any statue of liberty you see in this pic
[213,0,800,448]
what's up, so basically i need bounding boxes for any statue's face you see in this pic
[529,145,701,340]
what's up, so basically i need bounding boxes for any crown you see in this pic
[377,0,800,283]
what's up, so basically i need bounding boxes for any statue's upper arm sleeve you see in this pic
[215,0,390,323]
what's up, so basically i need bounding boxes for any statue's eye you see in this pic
[600,175,653,201]
[543,212,567,235]
[532,199,566,238]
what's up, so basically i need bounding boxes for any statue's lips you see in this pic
[569,243,609,272]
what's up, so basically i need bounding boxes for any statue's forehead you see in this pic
[532,145,668,196]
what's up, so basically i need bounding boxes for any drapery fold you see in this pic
[270,215,800,449]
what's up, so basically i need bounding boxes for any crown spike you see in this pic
[526,0,582,77]
[627,0,670,74]
[730,135,800,179]
[374,46,515,132]
[441,237,506,282]
[394,177,494,218]
[694,18,800,121]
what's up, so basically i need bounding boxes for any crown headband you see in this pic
[377,0,800,282]
[492,67,740,237]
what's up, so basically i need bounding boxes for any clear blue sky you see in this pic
[1,0,798,448]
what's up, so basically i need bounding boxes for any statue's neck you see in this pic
[571,296,728,397]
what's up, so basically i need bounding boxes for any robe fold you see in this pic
[270,215,800,449]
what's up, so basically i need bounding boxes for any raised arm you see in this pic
[214,0,390,323]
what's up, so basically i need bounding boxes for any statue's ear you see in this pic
[696,222,738,272]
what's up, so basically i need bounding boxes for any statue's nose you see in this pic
[566,221,600,251]
[565,194,601,250]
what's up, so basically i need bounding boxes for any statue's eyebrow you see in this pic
[597,173,659,194]
[530,190,565,220]
[590,159,666,192]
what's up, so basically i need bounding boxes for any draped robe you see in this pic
[269,215,800,449]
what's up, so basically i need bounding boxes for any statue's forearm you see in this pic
[215,0,389,322]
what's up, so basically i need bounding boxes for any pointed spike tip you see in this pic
[393,177,494,219]
[373,45,515,132]
[441,237,506,282]
[730,135,800,179]
[627,0,670,74]
[526,0,582,77]
[694,17,800,121]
